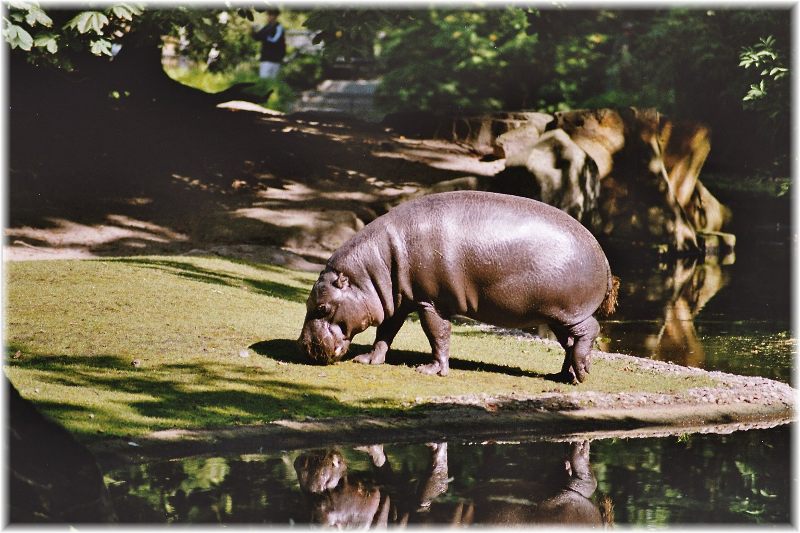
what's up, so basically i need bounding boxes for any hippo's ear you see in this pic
[333,272,349,289]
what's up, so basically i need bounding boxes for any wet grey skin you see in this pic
[298,190,618,383]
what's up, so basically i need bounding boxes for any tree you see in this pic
[8,4,791,174]
[4,2,269,105]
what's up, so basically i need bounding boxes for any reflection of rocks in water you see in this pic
[600,257,731,367]
[293,441,611,527]
[8,379,116,523]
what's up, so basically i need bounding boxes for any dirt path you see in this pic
[6,102,500,265]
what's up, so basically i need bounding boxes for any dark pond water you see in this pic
[600,235,793,384]
[596,181,794,382]
[104,194,794,526]
[105,426,792,525]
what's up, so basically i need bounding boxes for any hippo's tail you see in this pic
[598,275,620,317]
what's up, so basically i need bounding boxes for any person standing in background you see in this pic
[253,9,286,79]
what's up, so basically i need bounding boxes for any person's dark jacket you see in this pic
[253,22,286,63]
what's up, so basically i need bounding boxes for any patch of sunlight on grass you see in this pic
[5,256,717,441]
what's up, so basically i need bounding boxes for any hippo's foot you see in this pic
[557,368,581,385]
[354,444,386,467]
[353,350,386,365]
[416,361,449,376]
[559,352,591,384]
[572,354,591,383]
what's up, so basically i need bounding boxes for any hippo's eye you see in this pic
[316,303,332,316]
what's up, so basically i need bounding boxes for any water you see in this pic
[103,199,794,526]
[600,213,793,384]
[105,427,792,525]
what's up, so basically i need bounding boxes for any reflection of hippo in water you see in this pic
[293,444,450,528]
[294,449,382,528]
[292,441,612,527]
[294,449,348,494]
[299,191,619,383]
[464,441,608,526]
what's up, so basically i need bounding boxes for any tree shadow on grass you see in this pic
[250,338,561,381]
[5,349,395,441]
[111,257,310,303]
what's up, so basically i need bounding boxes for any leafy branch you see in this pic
[739,35,788,104]
[3,2,144,57]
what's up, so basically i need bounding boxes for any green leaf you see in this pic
[25,6,52,28]
[90,38,112,56]
[90,12,109,35]
[65,11,91,33]
[110,5,134,20]
[3,22,34,50]
[109,4,143,21]
[33,32,57,53]
[65,11,109,35]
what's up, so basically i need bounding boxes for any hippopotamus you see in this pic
[298,191,618,383]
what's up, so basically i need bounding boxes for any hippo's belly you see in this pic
[408,221,608,327]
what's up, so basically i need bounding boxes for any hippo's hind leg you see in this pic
[353,308,411,366]
[416,303,451,376]
[553,316,599,384]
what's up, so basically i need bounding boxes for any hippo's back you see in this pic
[335,191,611,327]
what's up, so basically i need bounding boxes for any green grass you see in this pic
[5,256,716,441]
[164,63,298,112]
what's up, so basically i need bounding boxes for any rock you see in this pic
[7,379,116,523]
[487,107,733,257]
[517,129,601,229]
[494,122,549,166]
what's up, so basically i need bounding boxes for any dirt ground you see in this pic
[6,100,501,266]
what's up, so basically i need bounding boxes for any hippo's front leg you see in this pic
[416,303,451,376]
[353,309,410,366]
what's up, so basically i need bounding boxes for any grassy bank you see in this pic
[5,256,717,442]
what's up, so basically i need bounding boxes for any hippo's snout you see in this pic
[298,318,350,365]
[294,451,347,494]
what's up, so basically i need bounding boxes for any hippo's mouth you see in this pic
[299,319,351,365]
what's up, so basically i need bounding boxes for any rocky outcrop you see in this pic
[384,107,732,256]
[489,108,733,256]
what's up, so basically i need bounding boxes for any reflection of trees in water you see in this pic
[108,454,309,523]
[592,426,791,525]
[599,256,731,367]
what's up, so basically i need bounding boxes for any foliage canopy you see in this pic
[5,4,791,171]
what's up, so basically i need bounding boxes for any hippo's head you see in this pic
[298,269,372,364]
[294,449,347,494]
